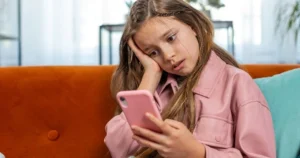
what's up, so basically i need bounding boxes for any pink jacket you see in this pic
[104,51,276,158]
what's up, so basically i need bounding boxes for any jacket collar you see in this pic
[157,74,178,95]
[157,51,226,98]
[192,51,226,98]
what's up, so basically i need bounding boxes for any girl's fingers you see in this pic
[132,134,164,151]
[131,125,167,144]
[145,113,173,135]
[128,38,144,60]
[164,119,183,129]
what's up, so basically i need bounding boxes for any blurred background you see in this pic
[1,0,300,66]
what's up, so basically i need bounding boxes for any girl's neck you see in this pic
[175,75,186,88]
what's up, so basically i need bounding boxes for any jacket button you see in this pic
[215,136,221,142]
[48,130,60,141]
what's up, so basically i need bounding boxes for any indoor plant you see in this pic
[276,0,300,45]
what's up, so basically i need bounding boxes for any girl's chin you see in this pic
[174,69,192,77]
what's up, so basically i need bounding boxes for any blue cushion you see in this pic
[255,68,300,158]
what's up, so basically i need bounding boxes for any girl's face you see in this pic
[133,16,200,76]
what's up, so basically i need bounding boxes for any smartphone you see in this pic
[116,90,162,133]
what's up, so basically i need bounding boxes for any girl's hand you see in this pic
[128,38,162,94]
[128,38,162,74]
[131,113,205,158]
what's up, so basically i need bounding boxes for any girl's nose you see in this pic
[162,47,175,62]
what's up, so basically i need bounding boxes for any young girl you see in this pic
[105,0,276,157]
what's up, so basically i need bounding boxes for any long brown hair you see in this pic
[110,0,240,157]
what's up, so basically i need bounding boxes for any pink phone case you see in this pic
[116,90,162,133]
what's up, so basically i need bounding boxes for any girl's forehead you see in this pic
[141,16,177,29]
[134,17,174,43]
[133,17,185,48]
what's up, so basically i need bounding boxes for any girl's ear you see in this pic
[191,27,197,37]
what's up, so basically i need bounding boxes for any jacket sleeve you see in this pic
[104,112,140,158]
[204,101,276,158]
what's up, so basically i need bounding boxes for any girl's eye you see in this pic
[149,50,159,57]
[167,34,176,42]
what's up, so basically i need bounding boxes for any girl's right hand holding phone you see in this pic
[128,38,162,94]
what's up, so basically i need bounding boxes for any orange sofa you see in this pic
[0,64,299,158]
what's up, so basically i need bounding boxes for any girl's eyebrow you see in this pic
[161,28,174,40]
[143,28,175,52]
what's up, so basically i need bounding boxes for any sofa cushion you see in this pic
[0,66,116,158]
[255,68,300,158]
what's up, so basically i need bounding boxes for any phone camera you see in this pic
[120,97,125,101]
[119,97,128,107]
